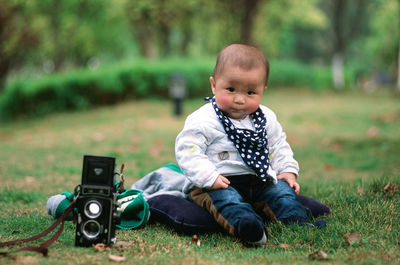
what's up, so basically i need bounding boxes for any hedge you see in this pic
[0,58,342,120]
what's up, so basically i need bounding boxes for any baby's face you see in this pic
[210,64,266,120]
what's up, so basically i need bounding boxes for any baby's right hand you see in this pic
[211,174,230,190]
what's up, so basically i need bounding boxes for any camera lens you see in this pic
[84,200,102,218]
[82,220,101,239]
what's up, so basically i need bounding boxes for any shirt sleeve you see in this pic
[175,118,220,189]
[264,107,300,177]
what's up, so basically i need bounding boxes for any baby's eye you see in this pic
[227,87,235,92]
[248,91,256,95]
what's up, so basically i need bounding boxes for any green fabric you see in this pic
[116,189,149,230]
[163,163,183,174]
[56,195,74,220]
[54,186,149,230]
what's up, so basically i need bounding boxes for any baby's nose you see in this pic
[234,94,245,104]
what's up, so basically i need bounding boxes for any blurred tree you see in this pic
[254,0,328,60]
[123,0,200,58]
[320,0,371,89]
[215,0,264,44]
[189,0,267,56]
[35,0,128,71]
[0,0,39,91]
[123,0,158,58]
[366,0,399,90]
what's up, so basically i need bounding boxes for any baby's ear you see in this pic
[210,76,216,94]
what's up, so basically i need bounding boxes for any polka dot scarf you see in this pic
[206,97,272,182]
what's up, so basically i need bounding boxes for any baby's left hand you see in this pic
[277,172,300,194]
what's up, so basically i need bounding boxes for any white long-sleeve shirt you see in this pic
[175,103,299,193]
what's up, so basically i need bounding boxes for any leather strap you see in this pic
[0,199,76,256]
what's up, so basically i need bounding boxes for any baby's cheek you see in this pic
[247,101,260,113]
[216,96,231,110]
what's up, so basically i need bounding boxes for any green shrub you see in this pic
[269,60,333,89]
[0,59,349,120]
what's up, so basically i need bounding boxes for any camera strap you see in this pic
[0,187,79,257]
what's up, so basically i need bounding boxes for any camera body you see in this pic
[75,155,120,247]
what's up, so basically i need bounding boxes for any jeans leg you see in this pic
[254,180,308,224]
[190,186,266,242]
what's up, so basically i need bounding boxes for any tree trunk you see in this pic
[331,0,346,89]
[137,27,157,59]
[332,52,345,89]
[50,0,64,71]
[240,0,261,43]
[158,22,171,57]
[0,60,9,92]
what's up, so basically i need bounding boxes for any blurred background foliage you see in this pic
[0,0,399,119]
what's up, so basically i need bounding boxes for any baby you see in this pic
[175,43,308,245]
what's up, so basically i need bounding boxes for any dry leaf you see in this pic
[330,142,343,152]
[47,154,55,162]
[14,255,38,264]
[278,243,292,249]
[108,254,126,262]
[93,243,110,252]
[93,132,105,142]
[383,183,399,195]
[366,127,378,138]
[113,147,123,155]
[323,164,335,171]
[308,250,329,260]
[130,143,139,153]
[25,176,36,184]
[150,139,164,157]
[373,112,398,124]
[343,233,361,245]
[114,241,133,248]
[357,186,366,195]
[190,234,201,246]
[0,133,12,141]
[287,135,298,145]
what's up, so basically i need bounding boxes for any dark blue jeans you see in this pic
[190,175,308,240]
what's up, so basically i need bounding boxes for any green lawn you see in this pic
[0,89,399,264]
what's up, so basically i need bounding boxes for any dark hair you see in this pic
[212,43,270,85]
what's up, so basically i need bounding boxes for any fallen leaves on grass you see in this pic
[190,235,201,246]
[108,254,126,262]
[24,176,36,184]
[372,112,399,124]
[13,255,38,264]
[357,186,366,195]
[114,241,133,248]
[323,163,335,171]
[92,132,105,142]
[150,139,164,158]
[47,154,55,162]
[343,233,363,246]
[366,127,378,138]
[93,243,111,252]
[308,250,330,261]
[383,183,399,196]
[330,142,343,152]
[278,243,292,249]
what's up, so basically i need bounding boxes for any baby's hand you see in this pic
[211,175,230,190]
[277,172,300,194]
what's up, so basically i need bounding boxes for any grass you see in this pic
[0,88,399,264]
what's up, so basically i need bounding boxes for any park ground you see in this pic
[0,89,399,265]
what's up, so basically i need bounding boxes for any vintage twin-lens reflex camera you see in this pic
[75,155,121,247]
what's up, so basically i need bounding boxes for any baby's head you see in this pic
[210,44,270,120]
[212,43,269,86]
